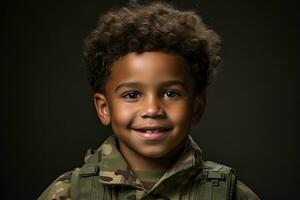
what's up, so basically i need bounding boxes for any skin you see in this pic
[94,51,206,171]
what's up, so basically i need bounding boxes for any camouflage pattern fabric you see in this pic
[37,135,260,200]
[134,170,166,190]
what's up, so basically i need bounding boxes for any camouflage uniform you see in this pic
[38,135,260,200]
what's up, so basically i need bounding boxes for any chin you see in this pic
[139,148,169,159]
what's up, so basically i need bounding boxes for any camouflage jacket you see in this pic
[38,135,260,200]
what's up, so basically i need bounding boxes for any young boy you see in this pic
[38,1,260,200]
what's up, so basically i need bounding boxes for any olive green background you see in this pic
[1,0,299,199]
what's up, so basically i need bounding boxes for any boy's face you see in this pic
[94,52,206,159]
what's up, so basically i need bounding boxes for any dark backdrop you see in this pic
[1,0,299,199]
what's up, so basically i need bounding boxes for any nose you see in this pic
[140,95,165,119]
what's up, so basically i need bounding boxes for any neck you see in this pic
[117,139,187,172]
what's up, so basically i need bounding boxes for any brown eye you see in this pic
[163,90,182,100]
[122,91,141,101]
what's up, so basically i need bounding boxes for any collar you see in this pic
[96,135,203,188]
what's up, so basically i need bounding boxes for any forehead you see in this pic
[106,51,193,88]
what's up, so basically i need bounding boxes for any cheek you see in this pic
[167,101,194,126]
[110,101,136,126]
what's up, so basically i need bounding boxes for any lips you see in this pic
[135,127,172,133]
[132,126,173,140]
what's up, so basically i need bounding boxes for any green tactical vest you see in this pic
[70,149,237,200]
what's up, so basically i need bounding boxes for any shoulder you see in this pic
[234,180,261,200]
[202,161,260,200]
[37,171,72,200]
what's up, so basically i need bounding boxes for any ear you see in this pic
[94,93,111,126]
[192,91,207,123]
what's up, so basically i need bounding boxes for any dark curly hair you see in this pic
[83,1,221,94]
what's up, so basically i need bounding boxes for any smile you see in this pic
[132,127,173,141]
[133,127,172,141]
[136,127,172,133]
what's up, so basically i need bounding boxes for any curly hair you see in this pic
[83,1,221,94]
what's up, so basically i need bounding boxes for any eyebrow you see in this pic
[115,80,188,92]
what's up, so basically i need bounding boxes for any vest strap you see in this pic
[191,161,237,200]
[79,165,99,177]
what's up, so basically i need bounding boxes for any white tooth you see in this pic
[145,130,159,134]
[146,130,153,134]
